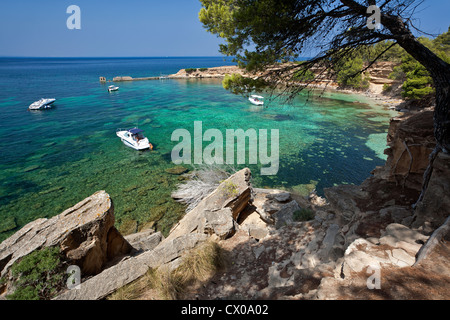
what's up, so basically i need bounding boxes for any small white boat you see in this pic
[116,128,153,151]
[249,95,264,106]
[29,98,56,110]
[108,85,119,92]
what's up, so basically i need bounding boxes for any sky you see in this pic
[0,0,448,57]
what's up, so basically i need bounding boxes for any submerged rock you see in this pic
[0,216,16,234]
[165,166,189,175]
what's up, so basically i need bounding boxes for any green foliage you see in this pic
[198,68,208,72]
[222,73,268,95]
[434,27,450,55]
[293,208,315,222]
[383,84,393,93]
[221,180,239,198]
[388,33,450,100]
[199,0,449,102]
[7,247,66,300]
[293,66,315,82]
[185,68,197,73]
[334,56,370,90]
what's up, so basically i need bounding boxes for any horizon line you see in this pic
[0,55,235,59]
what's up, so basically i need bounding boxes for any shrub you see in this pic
[293,208,315,222]
[185,68,197,73]
[335,57,370,90]
[7,247,67,300]
[293,68,316,82]
[198,68,208,72]
[383,84,393,93]
[221,180,239,198]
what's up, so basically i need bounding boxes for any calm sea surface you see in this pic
[0,57,397,241]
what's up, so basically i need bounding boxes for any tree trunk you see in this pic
[340,1,450,151]
[414,216,450,266]
[381,14,450,152]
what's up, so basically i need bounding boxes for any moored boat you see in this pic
[108,85,119,92]
[249,95,264,106]
[29,98,56,110]
[116,128,153,151]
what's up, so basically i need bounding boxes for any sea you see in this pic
[0,57,398,241]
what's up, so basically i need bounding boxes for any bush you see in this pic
[221,180,239,198]
[383,84,393,93]
[293,68,315,82]
[6,247,67,300]
[335,57,370,90]
[185,68,197,73]
[198,68,208,72]
[293,208,315,222]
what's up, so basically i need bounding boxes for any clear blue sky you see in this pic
[0,0,448,57]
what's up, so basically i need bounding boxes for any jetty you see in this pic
[99,66,246,83]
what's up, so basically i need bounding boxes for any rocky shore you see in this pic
[1,106,449,300]
[1,62,448,300]
[113,61,407,110]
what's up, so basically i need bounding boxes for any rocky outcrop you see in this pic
[0,191,131,279]
[124,230,164,253]
[168,66,246,79]
[366,61,399,85]
[55,233,208,300]
[412,152,450,230]
[113,76,133,81]
[56,168,257,299]
[166,168,253,241]
[382,110,435,190]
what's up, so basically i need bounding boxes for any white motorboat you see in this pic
[28,98,56,110]
[116,128,153,151]
[249,95,264,106]
[108,85,119,92]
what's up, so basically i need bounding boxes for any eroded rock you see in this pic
[0,191,132,278]
[166,168,252,241]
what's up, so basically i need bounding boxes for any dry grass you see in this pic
[107,240,228,300]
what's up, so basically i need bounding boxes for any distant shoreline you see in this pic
[109,64,405,110]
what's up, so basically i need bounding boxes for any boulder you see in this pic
[253,188,297,224]
[124,230,163,252]
[199,208,236,240]
[166,168,252,241]
[0,191,132,278]
[340,223,428,277]
[55,233,208,300]
[273,200,301,229]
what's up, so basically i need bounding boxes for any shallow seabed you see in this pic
[0,58,397,241]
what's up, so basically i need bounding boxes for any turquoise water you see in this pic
[0,57,397,242]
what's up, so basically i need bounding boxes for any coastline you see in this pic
[110,64,406,110]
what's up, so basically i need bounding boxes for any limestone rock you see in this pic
[252,188,304,226]
[384,111,435,191]
[125,230,163,252]
[266,191,291,203]
[340,223,428,277]
[55,233,208,300]
[0,191,132,278]
[199,208,236,240]
[166,168,252,241]
[273,200,301,229]
[323,185,366,223]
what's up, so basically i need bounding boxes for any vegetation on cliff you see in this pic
[5,247,67,300]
